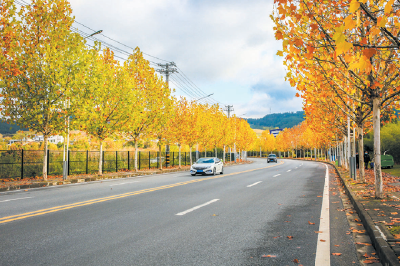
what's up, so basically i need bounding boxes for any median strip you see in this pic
[0,161,284,224]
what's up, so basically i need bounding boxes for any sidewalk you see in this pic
[337,166,400,265]
[299,157,400,265]
[0,160,252,192]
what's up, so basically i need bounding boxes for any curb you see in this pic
[0,161,252,192]
[285,158,400,266]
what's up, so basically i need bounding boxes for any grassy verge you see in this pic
[382,164,400,178]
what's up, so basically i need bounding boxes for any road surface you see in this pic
[0,158,360,265]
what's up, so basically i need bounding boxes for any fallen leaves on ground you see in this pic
[261,254,276,258]
[355,242,372,246]
[308,221,315,225]
[287,236,293,239]
[332,253,342,256]
[293,258,299,263]
[363,259,380,263]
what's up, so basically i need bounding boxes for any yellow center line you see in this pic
[0,161,284,224]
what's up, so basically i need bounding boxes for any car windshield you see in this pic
[196,158,215,164]
[268,154,276,157]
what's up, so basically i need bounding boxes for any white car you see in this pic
[190,157,224,176]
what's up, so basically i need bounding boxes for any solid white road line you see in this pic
[273,174,281,177]
[109,181,139,186]
[0,197,33,203]
[315,164,330,266]
[247,181,262,188]
[176,199,220,216]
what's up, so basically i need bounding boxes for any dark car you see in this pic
[267,154,277,163]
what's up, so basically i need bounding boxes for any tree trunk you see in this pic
[223,145,226,163]
[158,145,162,170]
[373,97,383,198]
[358,126,365,182]
[215,147,217,158]
[178,144,182,169]
[43,135,48,180]
[190,146,193,165]
[99,141,103,175]
[134,140,138,172]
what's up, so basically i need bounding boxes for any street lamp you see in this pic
[62,29,103,180]
[85,30,103,39]
[193,93,214,103]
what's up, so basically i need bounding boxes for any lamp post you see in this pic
[62,29,103,180]
[192,93,214,161]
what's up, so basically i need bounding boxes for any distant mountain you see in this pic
[0,121,26,135]
[246,111,305,130]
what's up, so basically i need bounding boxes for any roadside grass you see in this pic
[388,225,400,236]
[382,164,400,178]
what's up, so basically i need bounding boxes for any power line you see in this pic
[14,0,223,106]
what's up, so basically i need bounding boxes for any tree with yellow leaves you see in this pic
[0,0,91,180]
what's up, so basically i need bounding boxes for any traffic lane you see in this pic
[0,159,289,227]
[242,161,326,265]
[0,158,286,219]
[0,159,323,265]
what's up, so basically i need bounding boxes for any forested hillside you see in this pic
[0,121,25,135]
[246,111,304,129]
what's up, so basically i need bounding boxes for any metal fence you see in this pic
[0,150,235,179]
[247,151,288,158]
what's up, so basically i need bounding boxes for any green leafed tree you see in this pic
[0,0,90,180]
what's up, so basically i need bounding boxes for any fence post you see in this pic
[128,151,130,171]
[139,151,141,170]
[102,151,104,173]
[67,150,70,176]
[148,151,150,169]
[116,151,118,172]
[21,149,24,179]
[172,152,174,167]
[47,150,50,176]
[86,150,88,174]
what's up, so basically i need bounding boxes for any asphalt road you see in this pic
[0,158,360,266]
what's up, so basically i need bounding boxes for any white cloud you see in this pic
[235,92,303,118]
[69,0,301,116]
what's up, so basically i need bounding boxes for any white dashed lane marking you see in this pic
[247,181,262,188]
[0,197,33,203]
[176,199,220,216]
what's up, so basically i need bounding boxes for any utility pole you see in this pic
[224,105,234,118]
[224,105,235,161]
[156,62,178,168]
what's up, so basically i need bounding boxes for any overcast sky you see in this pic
[69,0,303,118]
